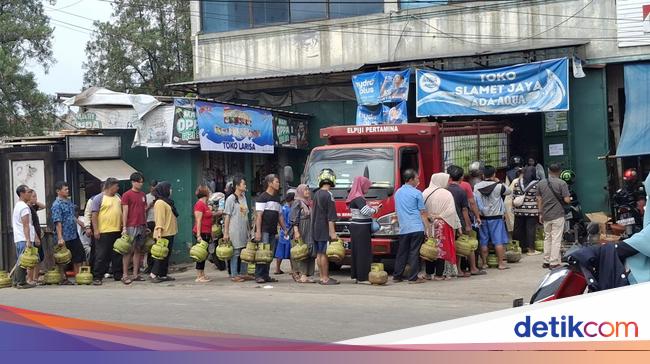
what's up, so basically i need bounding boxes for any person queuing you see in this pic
[346,176,377,285]
[91,178,123,285]
[144,180,158,274]
[311,169,339,285]
[536,164,571,269]
[254,174,285,284]
[446,166,485,277]
[291,184,316,284]
[223,176,250,282]
[51,181,86,285]
[151,181,179,283]
[120,172,148,285]
[275,190,295,275]
[192,184,213,283]
[28,190,46,285]
[12,185,36,289]
[513,166,541,256]
[423,173,460,280]
[474,166,511,270]
[393,169,429,284]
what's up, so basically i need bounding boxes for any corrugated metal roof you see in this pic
[167,63,365,88]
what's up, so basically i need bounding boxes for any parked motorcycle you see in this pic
[613,168,646,238]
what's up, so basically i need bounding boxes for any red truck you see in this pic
[296,121,509,268]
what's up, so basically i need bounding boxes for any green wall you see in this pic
[542,69,610,214]
[568,69,610,214]
[109,130,199,263]
[287,101,357,148]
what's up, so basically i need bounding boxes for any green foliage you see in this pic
[0,0,56,136]
[83,0,192,95]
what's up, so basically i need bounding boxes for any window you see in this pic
[400,0,448,10]
[253,0,289,27]
[201,1,250,33]
[330,0,384,19]
[201,0,385,33]
[304,148,396,189]
[290,0,328,22]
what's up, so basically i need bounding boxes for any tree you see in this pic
[0,0,56,136]
[83,0,192,95]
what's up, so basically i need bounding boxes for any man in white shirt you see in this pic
[12,185,36,289]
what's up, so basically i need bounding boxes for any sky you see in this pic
[30,0,113,96]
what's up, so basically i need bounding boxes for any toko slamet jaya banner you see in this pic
[195,101,274,154]
[416,58,569,117]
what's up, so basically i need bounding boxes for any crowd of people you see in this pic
[9,157,572,289]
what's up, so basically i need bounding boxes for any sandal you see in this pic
[195,277,211,283]
[319,278,340,285]
[161,276,176,281]
[291,272,300,282]
[498,266,511,270]
[132,276,146,282]
[231,277,246,282]
[121,277,133,285]
[265,277,278,283]
[274,270,285,275]
[471,270,487,276]
[255,278,266,284]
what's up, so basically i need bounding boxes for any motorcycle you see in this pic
[613,168,646,238]
[513,223,601,306]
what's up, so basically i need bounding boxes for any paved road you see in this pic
[0,255,544,342]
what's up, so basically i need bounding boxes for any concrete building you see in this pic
[170,0,650,215]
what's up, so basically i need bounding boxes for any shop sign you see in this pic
[544,111,568,133]
[616,1,650,47]
[172,99,199,145]
[416,58,569,117]
[274,116,308,149]
[356,101,408,125]
[196,101,274,154]
[133,105,175,148]
[352,69,410,105]
[73,107,142,129]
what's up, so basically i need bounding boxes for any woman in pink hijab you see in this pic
[346,176,378,284]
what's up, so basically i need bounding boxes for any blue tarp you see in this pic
[616,64,650,157]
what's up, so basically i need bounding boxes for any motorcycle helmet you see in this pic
[317,168,336,188]
[623,168,638,183]
[509,155,523,168]
[560,170,576,185]
[468,161,485,177]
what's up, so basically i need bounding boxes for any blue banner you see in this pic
[416,58,569,117]
[356,105,384,125]
[195,101,274,154]
[383,101,408,124]
[356,102,408,125]
[352,70,410,105]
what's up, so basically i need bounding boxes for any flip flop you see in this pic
[498,266,511,270]
[265,277,278,283]
[274,271,285,275]
[121,277,133,285]
[132,276,146,282]
[471,270,487,276]
[319,278,340,285]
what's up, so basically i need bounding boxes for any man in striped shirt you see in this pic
[254,174,286,284]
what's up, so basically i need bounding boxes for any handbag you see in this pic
[513,195,526,208]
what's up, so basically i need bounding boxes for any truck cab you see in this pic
[302,124,444,261]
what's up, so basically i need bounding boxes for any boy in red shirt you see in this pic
[121,172,148,284]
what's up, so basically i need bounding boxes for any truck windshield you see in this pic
[305,148,395,189]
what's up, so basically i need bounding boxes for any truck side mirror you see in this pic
[284,166,294,185]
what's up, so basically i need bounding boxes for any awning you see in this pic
[615,64,650,158]
[79,159,137,181]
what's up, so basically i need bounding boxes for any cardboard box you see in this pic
[586,212,611,235]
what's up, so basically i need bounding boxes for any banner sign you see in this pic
[356,102,408,125]
[132,105,175,148]
[352,69,410,105]
[383,101,408,124]
[196,101,274,154]
[73,107,142,129]
[416,58,569,117]
[356,105,384,125]
[274,115,309,149]
[172,98,199,146]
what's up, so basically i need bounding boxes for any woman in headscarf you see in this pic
[512,166,541,255]
[347,176,377,284]
[290,184,316,283]
[422,173,460,280]
[151,181,178,283]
